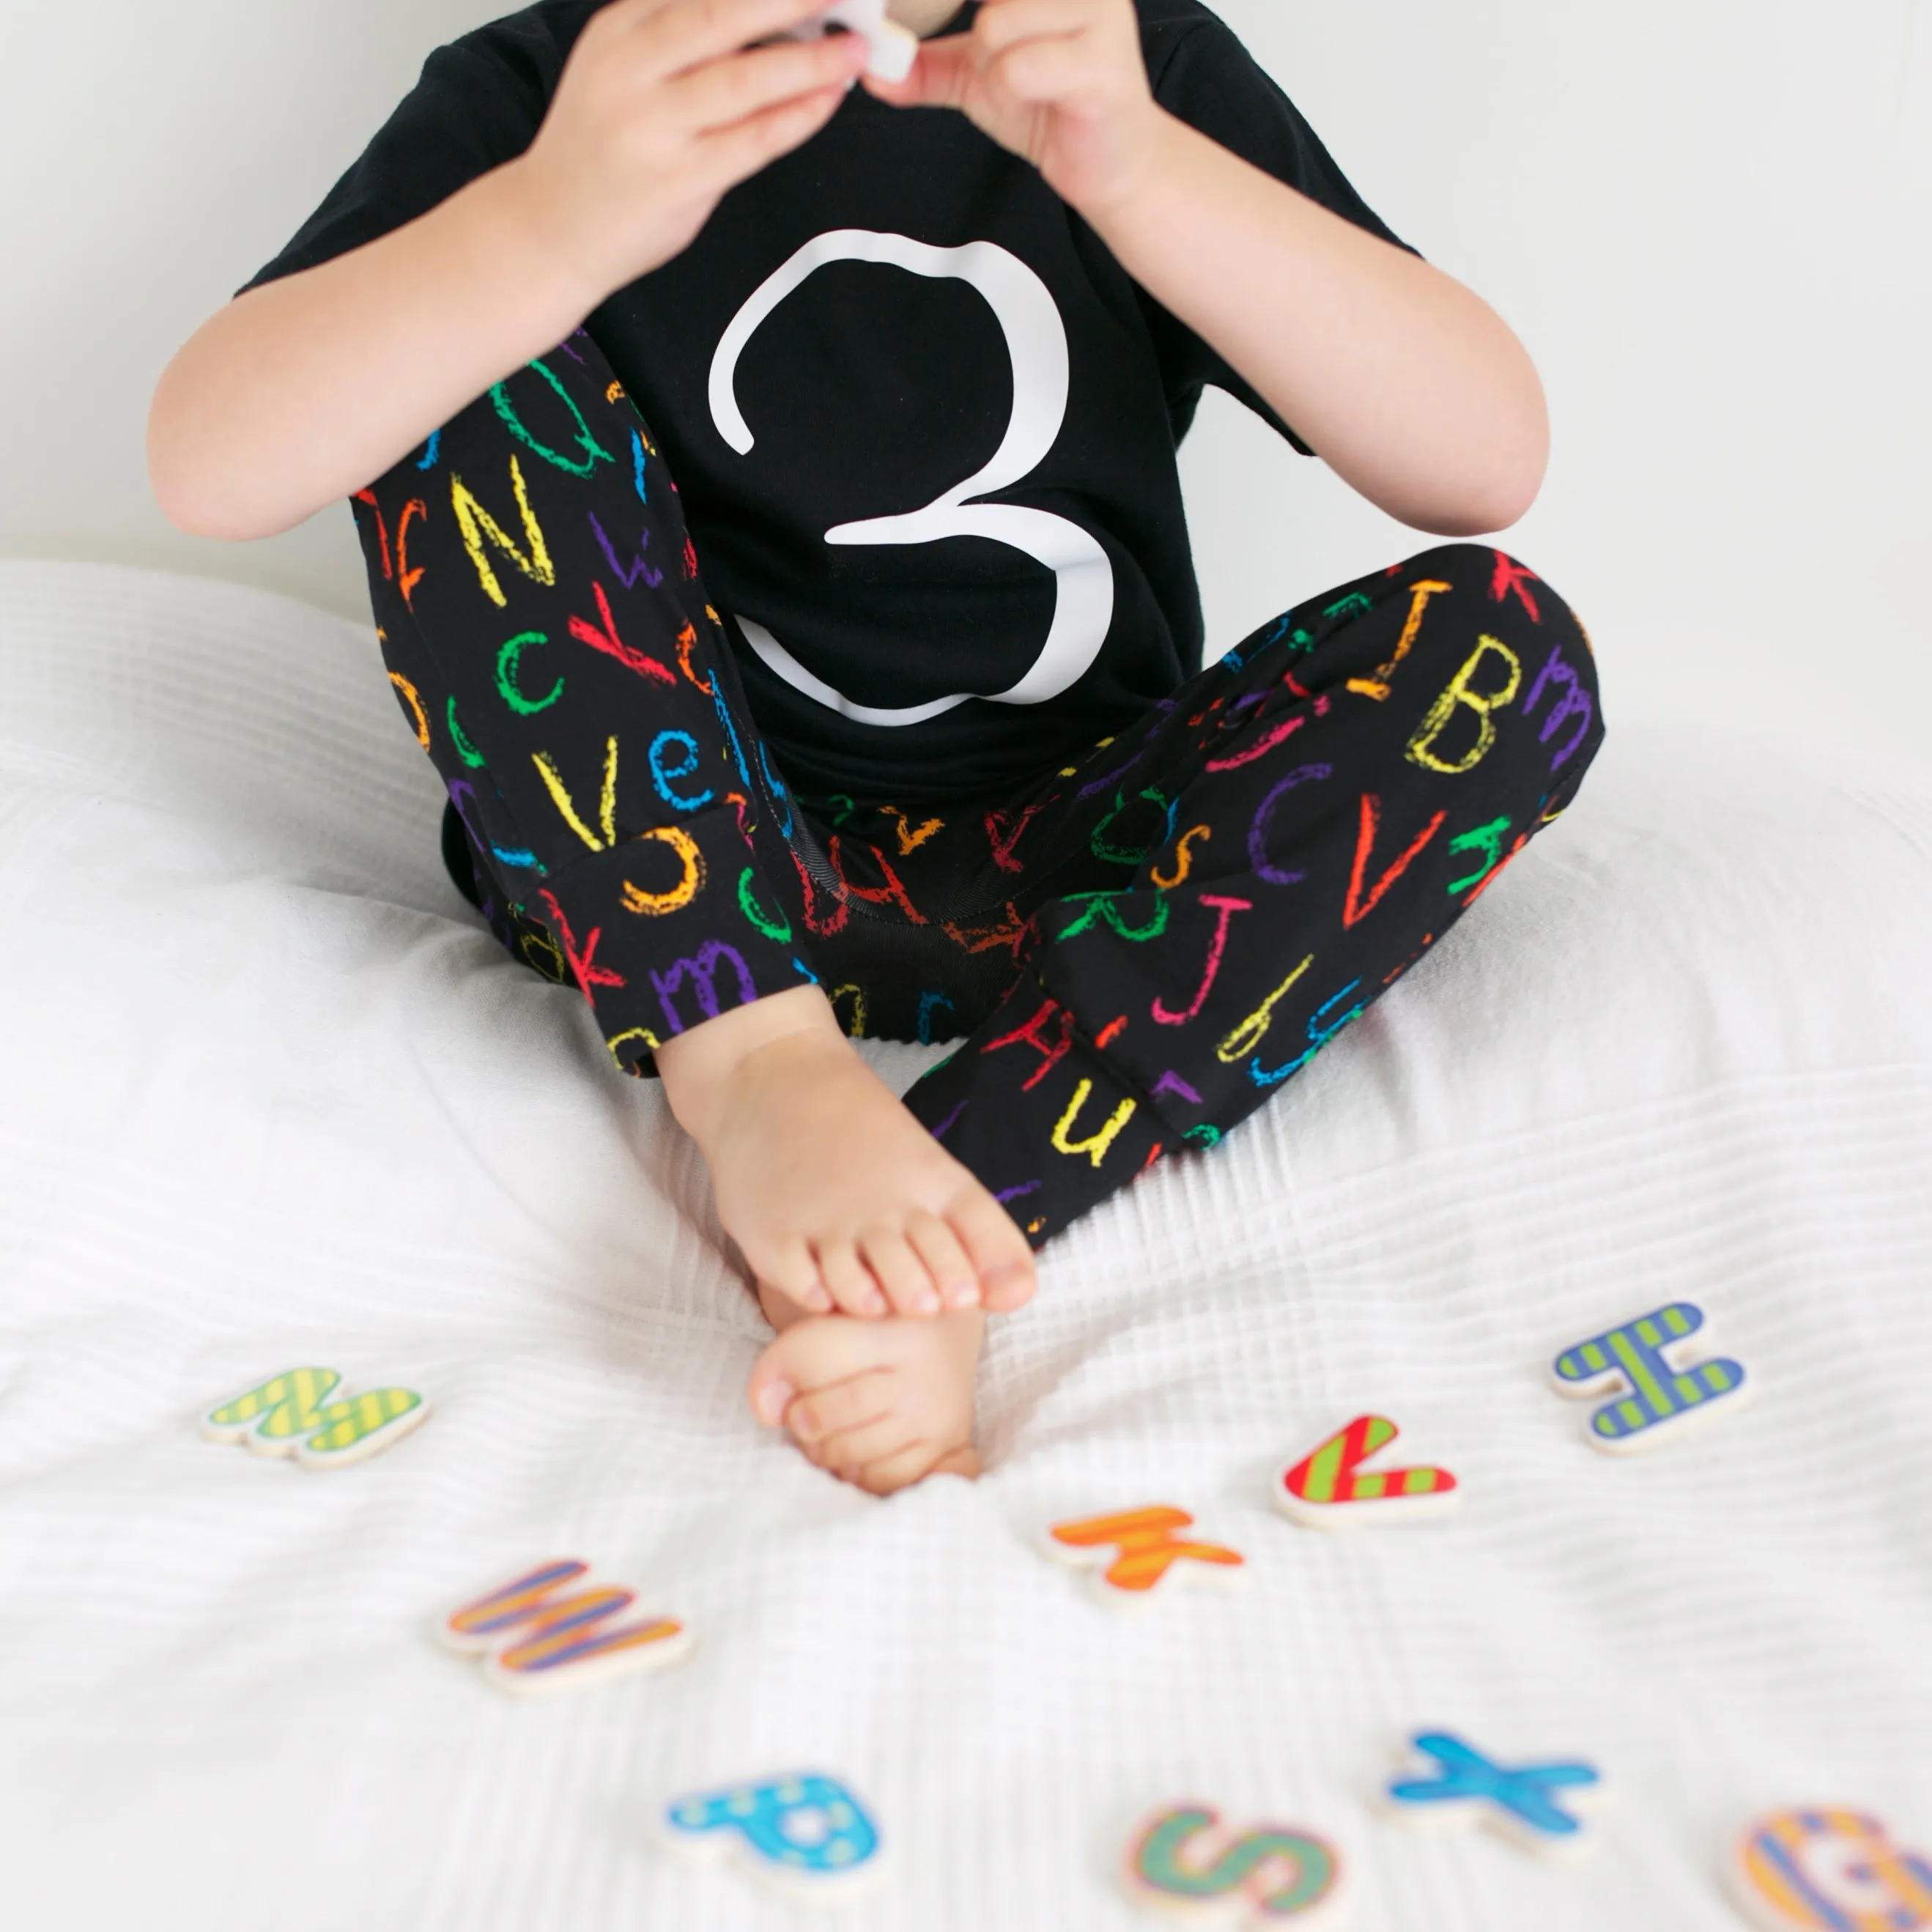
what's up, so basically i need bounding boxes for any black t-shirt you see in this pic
[250,0,1408,802]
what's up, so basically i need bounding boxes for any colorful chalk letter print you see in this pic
[1275,1415,1459,1528]
[1730,1808,1932,1931]
[665,1774,884,1894]
[200,1367,429,1468]
[1386,1731,1604,1857]
[1124,1805,1348,1926]
[442,1559,693,1695]
[1550,1302,1749,1452]
[1048,1506,1246,1599]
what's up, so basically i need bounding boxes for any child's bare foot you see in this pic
[748,1279,983,1495]
[655,986,1036,1319]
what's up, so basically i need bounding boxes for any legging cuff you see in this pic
[463,798,809,1079]
[901,974,1174,1250]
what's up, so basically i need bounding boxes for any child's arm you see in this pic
[875,0,1548,536]
[149,0,870,542]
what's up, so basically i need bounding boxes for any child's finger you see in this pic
[589,0,694,33]
[692,79,855,187]
[669,32,867,139]
[814,1237,891,1317]
[982,33,1095,107]
[629,0,863,82]
[905,1210,980,1311]
[866,34,975,111]
[856,1228,943,1317]
[971,0,1097,56]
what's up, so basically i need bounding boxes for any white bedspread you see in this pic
[1,560,1928,1931]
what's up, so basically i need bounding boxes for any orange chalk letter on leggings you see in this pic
[620,826,706,916]
[387,672,430,749]
[1349,578,1452,702]
[1050,1506,1246,1594]
[1342,793,1447,928]
[396,498,429,606]
[1150,823,1212,889]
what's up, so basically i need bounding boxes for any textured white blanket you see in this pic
[0,560,1928,1931]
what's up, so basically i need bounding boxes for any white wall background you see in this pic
[1,0,1928,765]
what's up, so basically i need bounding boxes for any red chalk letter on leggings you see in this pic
[981,997,1076,1092]
[1342,793,1446,928]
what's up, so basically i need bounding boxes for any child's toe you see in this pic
[786,1371,890,1447]
[856,1227,941,1316]
[980,1256,1037,1312]
[816,1240,889,1317]
[854,1439,950,1495]
[906,1210,980,1311]
[755,1243,831,1317]
[951,1192,1037,1310]
[746,1316,859,1426]
[816,1414,917,1478]
[747,1361,796,1429]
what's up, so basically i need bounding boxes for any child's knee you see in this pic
[1388,546,1599,782]
[358,327,645,549]
[1400,543,1582,645]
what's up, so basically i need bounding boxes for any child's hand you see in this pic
[514,0,873,297]
[867,0,1164,213]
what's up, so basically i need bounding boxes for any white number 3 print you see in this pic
[708,229,1116,728]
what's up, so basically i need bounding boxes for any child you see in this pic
[149,0,1601,1496]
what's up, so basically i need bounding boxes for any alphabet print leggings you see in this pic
[356,330,1603,1251]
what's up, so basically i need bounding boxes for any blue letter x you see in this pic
[1388,1732,1602,1843]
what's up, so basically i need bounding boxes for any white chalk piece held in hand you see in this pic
[781,0,919,83]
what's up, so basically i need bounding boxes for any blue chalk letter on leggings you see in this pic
[665,1773,881,1880]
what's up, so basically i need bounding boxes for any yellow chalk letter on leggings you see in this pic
[1405,636,1522,775]
[451,456,555,609]
[1051,1080,1138,1167]
[533,736,620,853]
[1215,955,1315,1065]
